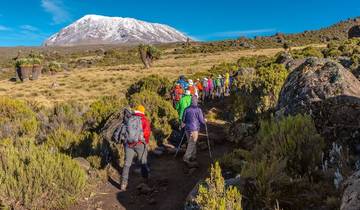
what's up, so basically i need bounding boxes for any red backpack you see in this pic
[174,87,183,101]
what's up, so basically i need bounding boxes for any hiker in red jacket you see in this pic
[120,105,151,191]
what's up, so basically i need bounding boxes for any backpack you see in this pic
[113,110,145,144]
[174,88,183,101]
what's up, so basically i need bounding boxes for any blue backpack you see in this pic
[113,109,145,144]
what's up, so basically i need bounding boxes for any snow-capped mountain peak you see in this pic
[43,15,188,46]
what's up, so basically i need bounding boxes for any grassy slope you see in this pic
[0,45,322,107]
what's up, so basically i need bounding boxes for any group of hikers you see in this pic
[171,73,233,107]
[113,73,234,192]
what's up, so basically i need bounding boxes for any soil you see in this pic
[69,101,232,210]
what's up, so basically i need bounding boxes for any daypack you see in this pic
[113,110,145,144]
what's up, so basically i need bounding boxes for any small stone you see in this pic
[73,157,90,171]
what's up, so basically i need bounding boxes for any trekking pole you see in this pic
[205,123,213,161]
[174,131,186,158]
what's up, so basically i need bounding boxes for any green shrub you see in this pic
[44,61,62,73]
[0,140,86,209]
[208,62,238,76]
[84,95,126,131]
[86,155,102,169]
[130,90,178,144]
[236,115,325,209]
[195,162,243,210]
[292,46,324,59]
[255,64,288,112]
[255,115,325,177]
[0,97,38,140]
[230,63,288,121]
[126,75,172,99]
[323,48,342,58]
[45,127,82,154]
[237,56,272,69]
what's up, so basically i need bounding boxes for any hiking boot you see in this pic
[120,181,128,192]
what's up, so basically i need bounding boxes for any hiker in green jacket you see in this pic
[176,90,192,121]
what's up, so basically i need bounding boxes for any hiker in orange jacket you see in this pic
[195,78,203,100]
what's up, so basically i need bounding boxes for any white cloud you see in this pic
[0,25,10,31]
[41,0,70,24]
[20,25,38,31]
[193,28,277,40]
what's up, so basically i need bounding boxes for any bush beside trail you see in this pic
[0,139,86,209]
[129,90,178,146]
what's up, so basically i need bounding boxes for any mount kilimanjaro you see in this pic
[43,15,188,46]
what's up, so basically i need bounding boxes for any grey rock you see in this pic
[348,25,360,39]
[228,122,257,149]
[275,52,293,65]
[276,58,360,150]
[73,157,91,171]
[341,170,360,210]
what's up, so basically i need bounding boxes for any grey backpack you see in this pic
[114,111,145,144]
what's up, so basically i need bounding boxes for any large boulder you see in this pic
[285,58,306,72]
[276,58,360,150]
[348,25,360,39]
[341,170,360,210]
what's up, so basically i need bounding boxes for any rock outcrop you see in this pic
[348,25,360,39]
[276,58,360,149]
[341,170,360,210]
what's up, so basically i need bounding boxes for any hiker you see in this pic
[188,79,197,97]
[117,105,151,191]
[214,75,222,99]
[207,75,214,100]
[182,96,206,166]
[201,77,208,102]
[171,83,183,107]
[177,75,189,90]
[224,72,230,96]
[195,78,203,100]
[176,90,192,122]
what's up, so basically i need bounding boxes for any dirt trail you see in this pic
[70,102,231,210]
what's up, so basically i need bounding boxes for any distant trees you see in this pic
[138,44,161,68]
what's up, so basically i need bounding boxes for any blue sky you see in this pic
[0,0,359,46]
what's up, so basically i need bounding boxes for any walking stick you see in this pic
[174,131,186,158]
[205,123,213,161]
